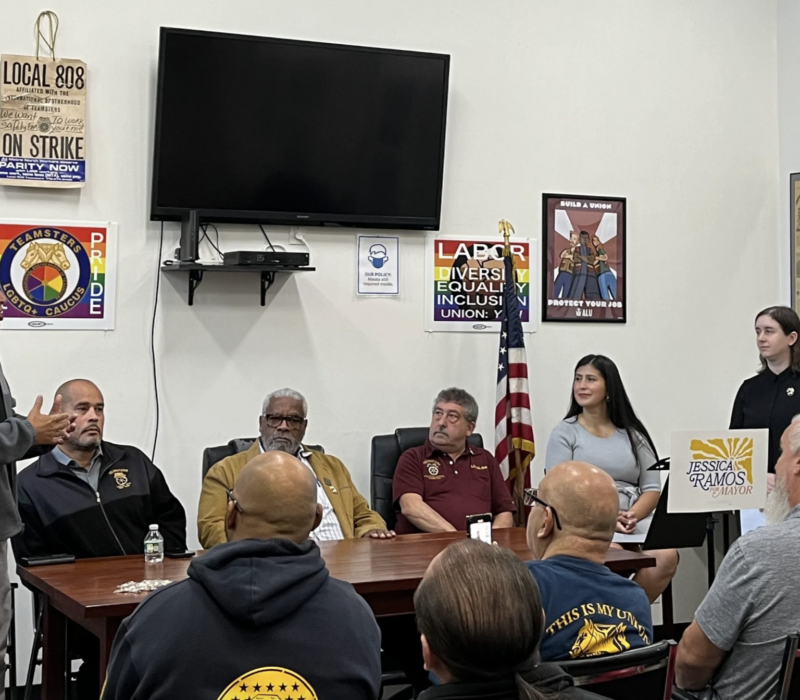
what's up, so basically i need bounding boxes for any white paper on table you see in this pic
[612,515,652,545]
[739,508,767,536]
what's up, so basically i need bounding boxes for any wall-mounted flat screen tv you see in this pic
[151,28,450,230]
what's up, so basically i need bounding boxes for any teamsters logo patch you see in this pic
[0,227,90,317]
[688,437,754,498]
[217,667,317,700]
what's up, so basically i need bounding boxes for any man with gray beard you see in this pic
[675,415,800,700]
[198,388,392,548]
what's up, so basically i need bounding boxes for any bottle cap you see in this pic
[149,524,158,530]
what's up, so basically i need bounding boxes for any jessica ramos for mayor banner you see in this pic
[424,234,535,333]
[0,220,116,330]
[542,194,626,323]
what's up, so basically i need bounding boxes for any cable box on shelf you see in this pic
[222,251,310,267]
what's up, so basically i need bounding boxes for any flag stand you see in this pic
[495,219,534,528]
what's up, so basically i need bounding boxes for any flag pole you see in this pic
[498,219,526,525]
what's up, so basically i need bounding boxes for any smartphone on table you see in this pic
[466,513,494,544]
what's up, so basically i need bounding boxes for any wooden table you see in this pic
[17,528,655,699]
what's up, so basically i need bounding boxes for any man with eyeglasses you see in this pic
[198,388,391,548]
[525,461,653,661]
[392,387,515,534]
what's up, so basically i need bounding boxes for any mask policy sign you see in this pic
[668,430,768,513]
[424,234,535,333]
[0,55,87,188]
[0,220,116,330]
[357,235,399,295]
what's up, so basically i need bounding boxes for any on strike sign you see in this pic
[0,54,87,188]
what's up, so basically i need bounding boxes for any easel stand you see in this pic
[706,514,718,589]
[645,460,712,587]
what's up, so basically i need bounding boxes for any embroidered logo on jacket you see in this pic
[217,666,317,700]
[109,468,130,490]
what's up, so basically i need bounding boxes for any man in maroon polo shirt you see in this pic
[393,387,515,533]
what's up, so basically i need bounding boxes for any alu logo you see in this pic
[472,323,489,330]
[27,320,47,328]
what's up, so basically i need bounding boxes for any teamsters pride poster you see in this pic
[0,220,116,330]
[424,234,535,333]
[0,54,87,188]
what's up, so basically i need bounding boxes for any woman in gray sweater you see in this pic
[545,354,678,602]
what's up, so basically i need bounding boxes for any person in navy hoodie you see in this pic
[101,450,382,700]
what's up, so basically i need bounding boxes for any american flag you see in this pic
[494,249,535,523]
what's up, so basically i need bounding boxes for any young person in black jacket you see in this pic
[414,538,604,700]
[12,379,186,560]
[102,450,381,700]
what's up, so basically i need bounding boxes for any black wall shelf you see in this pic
[161,262,315,306]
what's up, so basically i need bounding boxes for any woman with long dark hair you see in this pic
[731,306,800,491]
[414,539,601,700]
[545,354,678,602]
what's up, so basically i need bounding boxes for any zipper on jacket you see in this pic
[96,490,127,556]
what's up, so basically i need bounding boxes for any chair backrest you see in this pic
[777,633,800,700]
[370,428,484,531]
[201,438,325,482]
[557,640,676,700]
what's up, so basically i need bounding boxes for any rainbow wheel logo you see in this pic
[0,228,91,318]
[22,263,67,305]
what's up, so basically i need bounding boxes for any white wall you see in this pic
[0,0,782,682]
[779,0,800,297]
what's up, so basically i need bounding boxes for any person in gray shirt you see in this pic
[545,354,678,602]
[676,415,800,700]
[0,292,74,700]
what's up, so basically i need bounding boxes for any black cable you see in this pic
[151,222,163,462]
[201,224,223,259]
[258,223,276,251]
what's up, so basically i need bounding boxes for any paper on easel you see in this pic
[668,430,768,513]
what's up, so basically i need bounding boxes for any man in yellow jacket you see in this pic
[198,388,393,548]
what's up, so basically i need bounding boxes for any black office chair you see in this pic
[6,582,16,700]
[777,633,800,700]
[201,438,325,482]
[557,640,677,700]
[370,428,484,530]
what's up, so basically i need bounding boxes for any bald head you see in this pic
[56,379,101,407]
[540,461,619,540]
[225,452,320,544]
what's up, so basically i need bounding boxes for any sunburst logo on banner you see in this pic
[690,437,754,484]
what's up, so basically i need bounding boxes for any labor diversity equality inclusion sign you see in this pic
[0,54,87,187]
[0,220,117,330]
[424,234,535,333]
[668,430,768,513]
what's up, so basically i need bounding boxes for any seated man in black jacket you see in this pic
[414,538,603,700]
[13,379,187,700]
[102,451,381,700]
[12,378,186,560]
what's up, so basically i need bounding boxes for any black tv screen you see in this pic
[151,28,450,230]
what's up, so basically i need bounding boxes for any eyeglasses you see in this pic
[226,488,244,514]
[523,488,562,530]
[433,409,465,424]
[262,414,305,429]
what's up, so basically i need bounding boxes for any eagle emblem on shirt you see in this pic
[109,469,130,490]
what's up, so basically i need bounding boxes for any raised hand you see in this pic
[27,394,74,445]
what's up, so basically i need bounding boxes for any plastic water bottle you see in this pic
[144,524,164,564]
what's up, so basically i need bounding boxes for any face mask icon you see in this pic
[368,244,389,269]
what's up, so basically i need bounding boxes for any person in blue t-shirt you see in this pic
[525,461,653,661]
